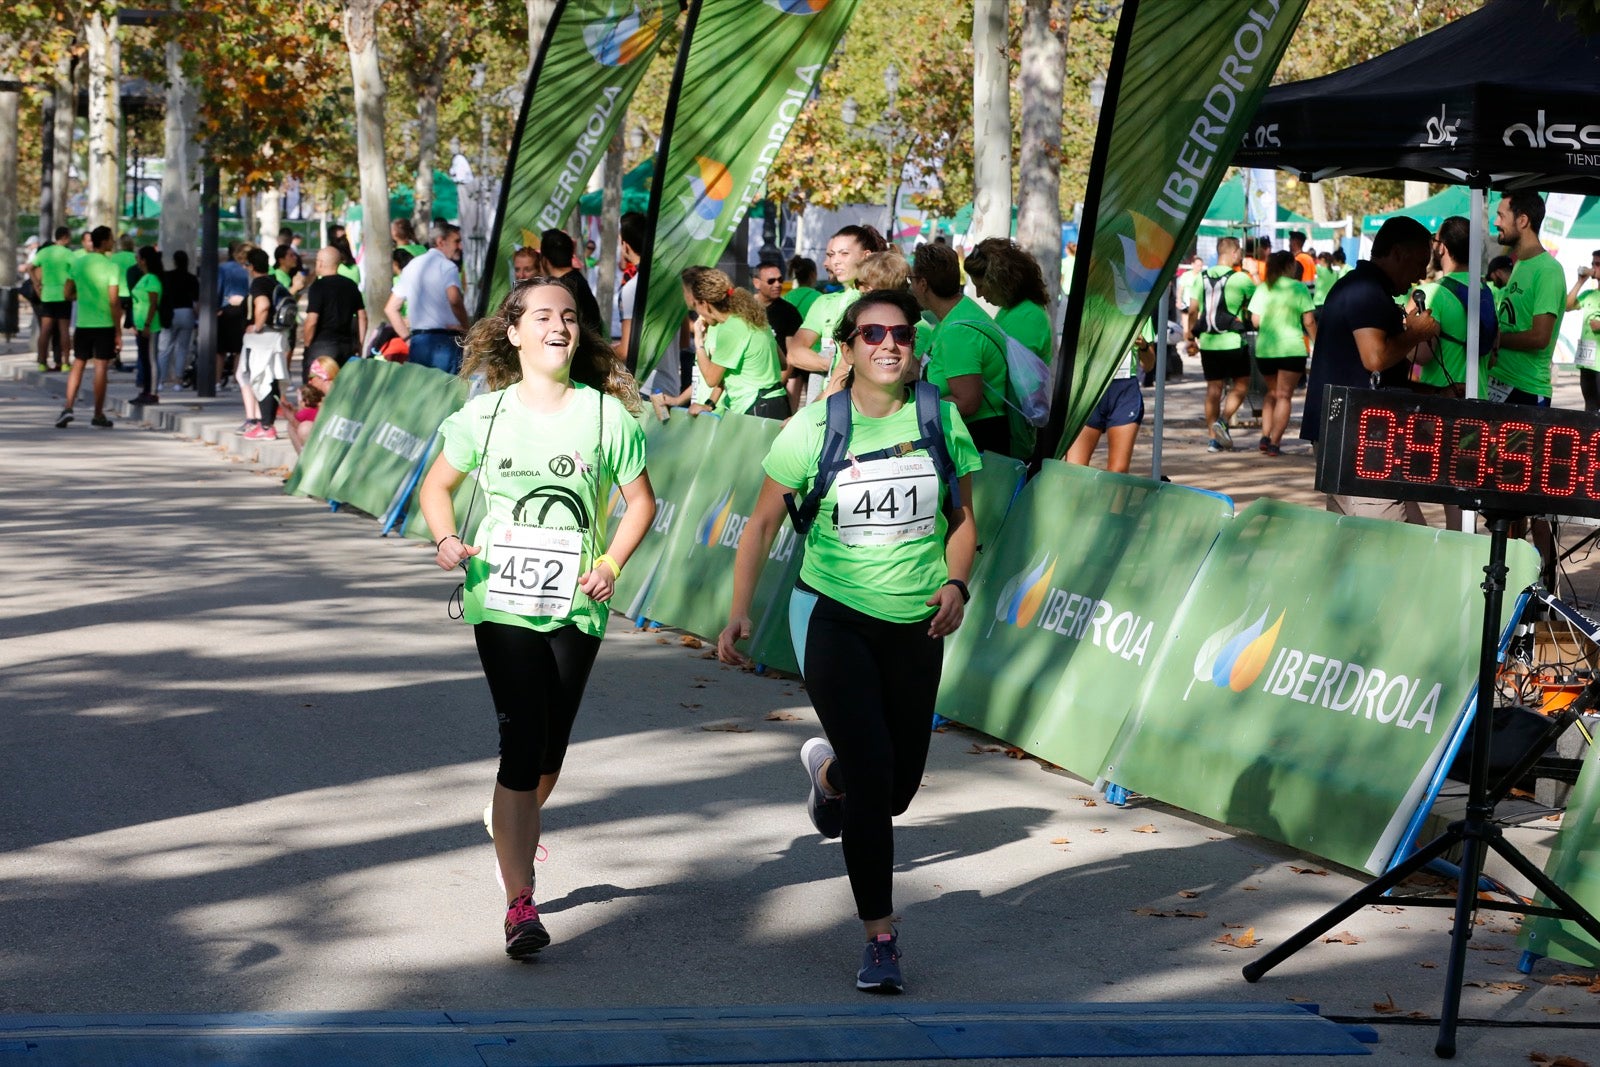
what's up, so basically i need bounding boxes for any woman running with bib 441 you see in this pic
[420,278,654,961]
[718,288,980,993]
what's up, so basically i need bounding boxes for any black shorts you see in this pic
[39,300,72,320]
[1505,387,1551,408]
[74,326,117,361]
[1255,354,1307,377]
[1199,346,1250,381]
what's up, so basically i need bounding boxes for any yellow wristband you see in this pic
[596,554,621,579]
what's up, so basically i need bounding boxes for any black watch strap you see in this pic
[944,578,970,604]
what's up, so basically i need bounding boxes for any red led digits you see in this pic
[1450,418,1491,489]
[1497,422,1535,492]
[1354,409,1397,479]
[1540,427,1582,497]
[1403,413,1443,482]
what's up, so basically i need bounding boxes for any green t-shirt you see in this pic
[1415,273,1469,390]
[785,287,820,320]
[401,242,427,259]
[110,249,138,289]
[800,286,859,358]
[1576,288,1600,342]
[131,272,164,331]
[439,383,648,638]
[1179,267,1205,312]
[69,253,123,329]
[30,243,76,302]
[995,300,1053,365]
[1493,251,1566,396]
[762,390,982,623]
[337,263,361,285]
[270,267,295,293]
[1246,276,1312,360]
[707,314,782,415]
[1197,266,1256,350]
[1313,264,1339,308]
[925,296,1008,423]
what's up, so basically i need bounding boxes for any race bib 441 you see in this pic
[834,455,939,547]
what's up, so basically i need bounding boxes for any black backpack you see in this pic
[1197,270,1245,334]
[270,284,298,330]
[783,381,962,535]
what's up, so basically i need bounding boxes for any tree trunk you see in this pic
[258,188,282,250]
[85,11,120,227]
[1016,0,1066,312]
[595,125,624,335]
[1404,180,1429,206]
[969,1,1012,245]
[413,78,441,233]
[345,0,392,316]
[51,54,72,228]
[0,85,18,289]
[1308,181,1329,225]
[160,36,200,259]
[525,0,558,72]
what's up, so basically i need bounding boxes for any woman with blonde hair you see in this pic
[681,266,788,419]
[419,277,655,961]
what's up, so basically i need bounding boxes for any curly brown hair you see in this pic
[963,238,1049,309]
[461,278,641,413]
[680,265,766,330]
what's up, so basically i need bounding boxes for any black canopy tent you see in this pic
[1232,0,1600,408]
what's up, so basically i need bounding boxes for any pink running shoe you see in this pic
[243,424,278,441]
[504,886,550,960]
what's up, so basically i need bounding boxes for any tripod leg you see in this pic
[1242,830,1459,983]
[1484,834,1600,943]
[1434,829,1490,1058]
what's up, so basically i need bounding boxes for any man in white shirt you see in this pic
[384,220,470,374]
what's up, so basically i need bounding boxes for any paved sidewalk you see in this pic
[1,346,1597,1064]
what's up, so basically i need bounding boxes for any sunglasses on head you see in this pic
[850,323,915,346]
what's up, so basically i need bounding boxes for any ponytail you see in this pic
[680,265,767,330]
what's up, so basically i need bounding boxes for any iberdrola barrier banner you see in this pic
[606,409,719,620]
[1046,0,1309,456]
[1520,736,1600,967]
[937,463,1233,782]
[479,0,674,318]
[286,357,385,501]
[324,363,469,518]
[641,412,793,655]
[1098,499,1539,874]
[629,0,858,379]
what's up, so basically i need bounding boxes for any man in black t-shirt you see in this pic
[541,228,604,337]
[754,259,802,355]
[302,246,367,372]
[1302,216,1439,521]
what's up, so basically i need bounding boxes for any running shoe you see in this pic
[235,419,258,436]
[1206,440,1225,454]
[801,737,844,839]
[133,392,159,405]
[54,409,74,429]
[857,931,904,993]
[1210,419,1233,449]
[504,886,551,960]
[91,414,113,428]
[1263,443,1282,457]
[244,424,278,441]
[1258,436,1271,454]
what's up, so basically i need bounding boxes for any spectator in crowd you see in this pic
[1486,254,1513,299]
[392,217,427,259]
[1185,237,1255,453]
[540,228,604,337]
[615,211,649,363]
[754,259,802,361]
[680,266,787,419]
[158,250,199,392]
[1289,230,1316,285]
[786,256,821,318]
[238,246,290,441]
[111,234,138,340]
[302,245,368,372]
[386,220,470,374]
[1565,248,1600,412]
[287,356,340,454]
[1300,216,1439,521]
[218,241,252,388]
[332,233,361,285]
[1247,250,1316,456]
[28,226,74,372]
[55,225,123,429]
[1489,190,1566,407]
[271,244,306,296]
[129,246,164,405]
[512,246,546,284]
[1067,321,1154,474]
[963,237,1053,364]
[909,241,1013,456]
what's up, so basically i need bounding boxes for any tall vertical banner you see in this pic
[478,0,674,318]
[628,0,859,380]
[1044,0,1308,457]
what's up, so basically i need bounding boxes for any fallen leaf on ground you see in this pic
[1288,865,1328,876]
[764,710,801,721]
[1286,996,1312,1003]
[1464,980,1528,992]
[968,743,1010,755]
[1242,885,1260,891]
[1215,928,1258,948]
[1467,942,1509,951]
[1081,798,1099,807]
[1373,994,1399,1014]
[1090,828,1109,834]
[680,635,704,648]
[1419,961,1438,969]
[1222,922,1247,929]
[1003,746,1027,759]
[1374,905,1404,914]
[655,637,671,645]
[679,702,702,709]
[1544,814,1564,822]
[1133,824,1158,834]
[1134,907,1207,918]
[700,721,751,732]
[1322,930,1363,945]
[1528,1054,1590,1067]
[1538,1007,1569,1016]
[1050,837,1069,845]
[1544,974,1597,987]
[1178,890,1201,899]
[699,650,719,660]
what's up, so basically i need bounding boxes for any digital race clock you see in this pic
[1316,385,1600,519]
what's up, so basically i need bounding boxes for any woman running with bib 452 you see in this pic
[718,288,980,993]
[420,278,654,961]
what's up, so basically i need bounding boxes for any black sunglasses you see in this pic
[850,323,915,346]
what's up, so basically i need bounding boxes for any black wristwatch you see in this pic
[944,578,970,604]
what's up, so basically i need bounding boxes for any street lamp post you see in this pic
[841,62,910,239]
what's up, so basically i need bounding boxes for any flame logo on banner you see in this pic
[763,0,830,12]
[990,552,1057,634]
[583,3,664,67]
[1185,607,1285,699]
[679,157,733,241]
[695,488,736,546]
[1110,211,1175,315]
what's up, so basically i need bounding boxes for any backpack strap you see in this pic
[784,388,855,534]
[913,380,962,514]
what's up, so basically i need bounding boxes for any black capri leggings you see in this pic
[795,590,945,921]
[473,621,602,791]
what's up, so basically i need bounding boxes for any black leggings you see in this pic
[796,591,944,920]
[473,621,602,791]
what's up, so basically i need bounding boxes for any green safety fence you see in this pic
[285,357,386,499]
[1520,737,1600,967]
[937,462,1233,782]
[323,364,469,518]
[1099,498,1539,874]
